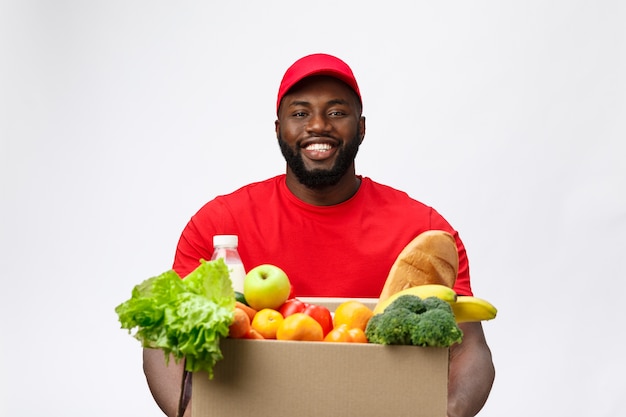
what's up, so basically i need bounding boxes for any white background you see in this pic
[1,1,624,416]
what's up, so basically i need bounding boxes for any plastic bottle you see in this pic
[210,235,246,293]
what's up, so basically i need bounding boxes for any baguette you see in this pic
[378,230,459,304]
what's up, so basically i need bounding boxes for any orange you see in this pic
[347,327,368,343]
[333,300,374,331]
[251,308,284,339]
[276,313,324,341]
[324,324,352,342]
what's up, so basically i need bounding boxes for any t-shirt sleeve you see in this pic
[449,230,472,296]
[429,209,473,296]
[172,203,221,278]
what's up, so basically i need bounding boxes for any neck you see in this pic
[285,167,361,206]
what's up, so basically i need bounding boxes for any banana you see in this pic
[373,284,458,315]
[450,296,497,323]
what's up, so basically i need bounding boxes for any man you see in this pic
[143,53,495,417]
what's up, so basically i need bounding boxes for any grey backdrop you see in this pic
[2,1,624,416]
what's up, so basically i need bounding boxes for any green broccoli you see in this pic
[383,294,427,314]
[366,297,463,347]
[422,296,454,314]
[363,312,386,344]
[365,308,420,345]
[410,309,463,347]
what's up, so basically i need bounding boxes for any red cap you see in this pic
[276,53,361,114]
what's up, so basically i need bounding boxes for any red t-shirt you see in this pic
[173,175,472,298]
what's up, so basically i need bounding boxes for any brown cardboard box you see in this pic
[191,298,449,417]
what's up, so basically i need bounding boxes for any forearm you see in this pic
[447,322,495,417]
[143,348,191,417]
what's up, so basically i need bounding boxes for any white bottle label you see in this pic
[228,263,246,293]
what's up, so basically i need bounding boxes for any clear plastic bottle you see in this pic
[210,235,246,293]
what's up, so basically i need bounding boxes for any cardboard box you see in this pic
[191,298,449,417]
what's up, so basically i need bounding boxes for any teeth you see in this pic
[306,143,332,151]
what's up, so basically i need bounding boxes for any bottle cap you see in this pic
[213,235,238,247]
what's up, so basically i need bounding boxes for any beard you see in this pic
[277,128,362,189]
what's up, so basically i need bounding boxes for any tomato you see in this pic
[303,304,333,336]
[278,298,306,317]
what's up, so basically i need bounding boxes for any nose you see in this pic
[305,112,331,134]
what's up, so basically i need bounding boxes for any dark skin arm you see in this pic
[447,322,495,417]
[143,348,191,417]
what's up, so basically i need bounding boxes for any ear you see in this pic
[358,116,366,144]
[275,119,280,139]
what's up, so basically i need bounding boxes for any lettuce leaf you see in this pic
[115,259,235,378]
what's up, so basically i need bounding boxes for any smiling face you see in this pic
[275,76,365,189]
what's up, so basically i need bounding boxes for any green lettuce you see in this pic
[115,259,235,378]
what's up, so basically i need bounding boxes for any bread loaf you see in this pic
[378,230,459,304]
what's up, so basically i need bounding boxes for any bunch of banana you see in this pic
[451,295,497,323]
[373,284,497,323]
[373,284,457,314]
